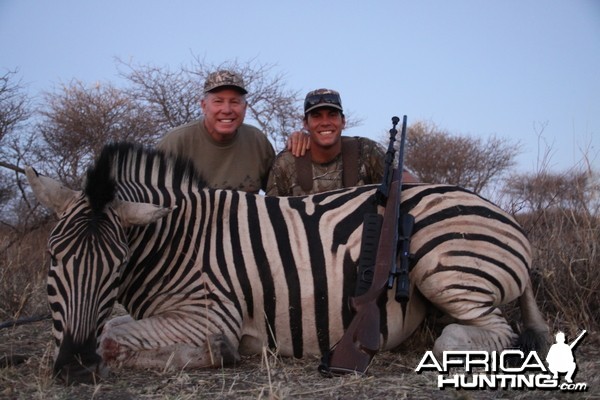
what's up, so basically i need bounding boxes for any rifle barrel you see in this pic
[376,117,400,204]
[569,330,587,349]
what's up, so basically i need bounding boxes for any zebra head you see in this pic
[25,166,173,384]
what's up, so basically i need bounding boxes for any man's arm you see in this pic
[265,152,294,196]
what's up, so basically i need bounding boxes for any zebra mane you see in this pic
[84,146,117,214]
[84,142,207,213]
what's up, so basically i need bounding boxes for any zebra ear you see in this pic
[25,166,80,216]
[115,200,175,227]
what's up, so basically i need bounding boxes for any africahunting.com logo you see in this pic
[415,330,588,392]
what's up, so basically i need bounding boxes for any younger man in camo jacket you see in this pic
[267,88,415,196]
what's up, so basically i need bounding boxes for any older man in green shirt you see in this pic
[158,70,275,193]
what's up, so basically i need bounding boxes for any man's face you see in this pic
[201,89,247,142]
[304,108,345,149]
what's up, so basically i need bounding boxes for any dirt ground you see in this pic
[1,319,598,400]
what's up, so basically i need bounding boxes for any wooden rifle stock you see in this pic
[319,116,409,376]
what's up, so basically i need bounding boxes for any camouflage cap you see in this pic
[304,88,343,114]
[203,70,248,94]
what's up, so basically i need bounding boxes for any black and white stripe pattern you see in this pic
[29,142,547,382]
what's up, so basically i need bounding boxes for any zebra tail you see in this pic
[516,281,550,355]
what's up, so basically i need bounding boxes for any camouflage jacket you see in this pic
[266,136,385,196]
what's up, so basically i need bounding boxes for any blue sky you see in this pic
[1,0,599,174]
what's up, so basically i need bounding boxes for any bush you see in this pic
[0,225,51,321]
[517,208,599,333]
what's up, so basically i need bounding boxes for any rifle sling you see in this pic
[355,213,383,297]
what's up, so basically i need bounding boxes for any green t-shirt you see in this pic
[158,119,275,193]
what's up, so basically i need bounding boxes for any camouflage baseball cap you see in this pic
[304,88,343,114]
[203,70,248,94]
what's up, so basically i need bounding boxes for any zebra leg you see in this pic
[101,333,239,370]
[102,314,135,331]
[98,314,240,370]
[432,308,517,357]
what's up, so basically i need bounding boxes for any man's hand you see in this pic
[287,131,311,157]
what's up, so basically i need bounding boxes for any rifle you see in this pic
[375,116,401,205]
[319,115,412,376]
[568,330,587,349]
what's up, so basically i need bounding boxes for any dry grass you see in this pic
[0,225,50,322]
[2,319,599,399]
[515,208,599,334]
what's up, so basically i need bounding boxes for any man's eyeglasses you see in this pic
[304,93,342,110]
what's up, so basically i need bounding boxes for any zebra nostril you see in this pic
[56,361,105,385]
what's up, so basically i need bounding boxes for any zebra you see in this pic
[25,142,548,384]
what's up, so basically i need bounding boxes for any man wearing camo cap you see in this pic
[158,70,274,193]
[267,88,400,196]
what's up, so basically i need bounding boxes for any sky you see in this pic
[1,0,599,174]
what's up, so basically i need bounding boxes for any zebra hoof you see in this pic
[433,323,475,357]
[209,333,240,366]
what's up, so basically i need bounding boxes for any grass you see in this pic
[2,319,599,399]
